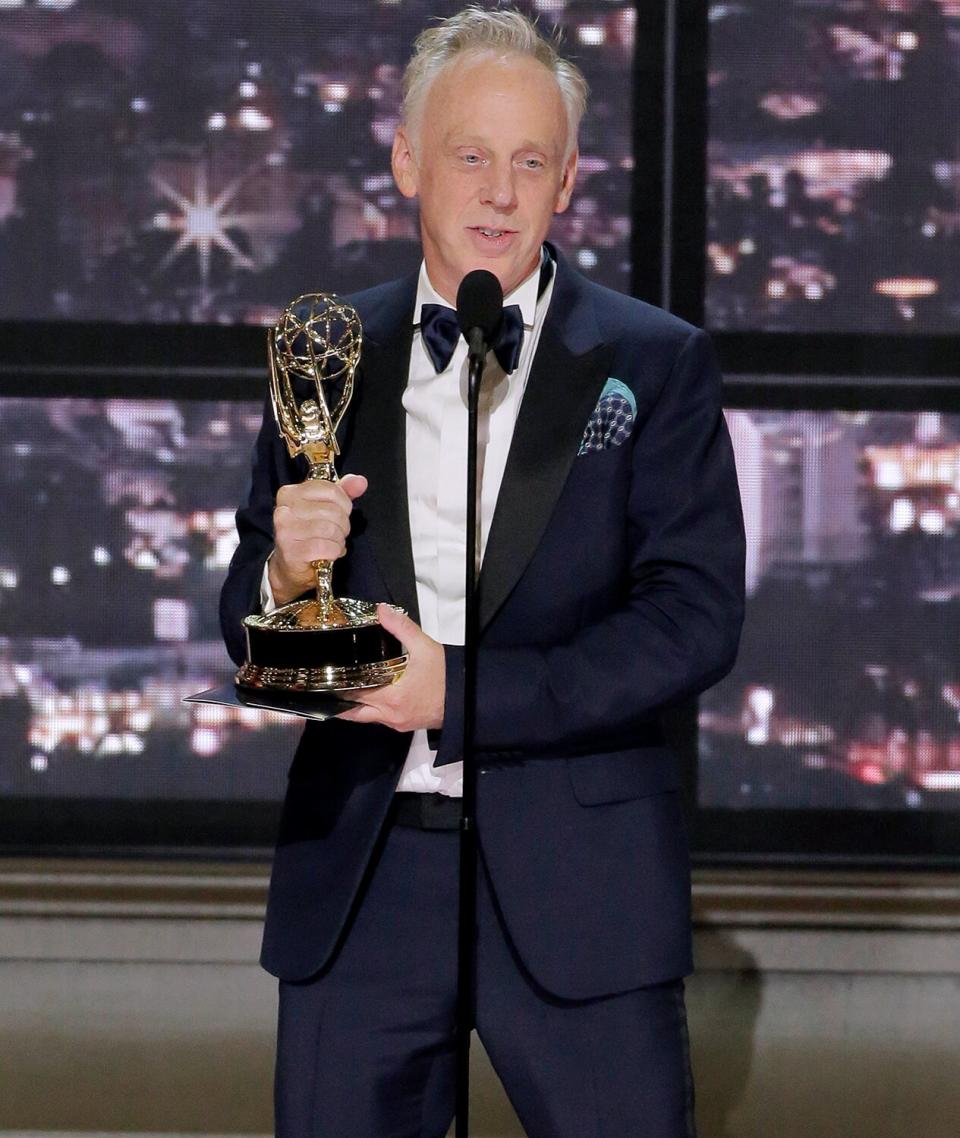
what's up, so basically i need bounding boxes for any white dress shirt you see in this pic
[399,256,555,796]
[262,252,556,798]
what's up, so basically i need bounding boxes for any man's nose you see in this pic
[481,163,517,210]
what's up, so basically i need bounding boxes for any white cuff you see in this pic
[259,554,277,614]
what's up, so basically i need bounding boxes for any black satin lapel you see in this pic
[478,333,612,630]
[340,327,420,622]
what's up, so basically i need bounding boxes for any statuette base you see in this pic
[238,597,408,692]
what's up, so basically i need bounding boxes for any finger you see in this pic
[273,524,347,565]
[339,473,368,501]
[376,603,422,650]
[272,527,346,564]
[274,493,352,536]
[276,479,355,514]
[336,703,382,724]
[339,683,393,707]
[275,514,349,546]
[287,539,347,564]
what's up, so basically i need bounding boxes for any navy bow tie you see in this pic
[419,302,525,375]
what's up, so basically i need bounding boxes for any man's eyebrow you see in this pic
[443,133,557,156]
[442,131,492,145]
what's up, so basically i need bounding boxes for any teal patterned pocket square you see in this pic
[578,378,637,455]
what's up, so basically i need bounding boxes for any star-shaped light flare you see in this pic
[150,163,260,283]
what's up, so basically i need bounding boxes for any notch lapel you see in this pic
[340,277,421,622]
[478,268,613,630]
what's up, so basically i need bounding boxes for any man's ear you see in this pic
[392,127,419,199]
[554,148,579,215]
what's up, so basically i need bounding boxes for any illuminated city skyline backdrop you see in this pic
[701,407,960,811]
[1,395,958,818]
[0,395,297,803]
[0,0,635,324]
[707,0,960,333]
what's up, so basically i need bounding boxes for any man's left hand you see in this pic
[337,604,445,732]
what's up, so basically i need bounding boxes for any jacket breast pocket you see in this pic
[566,746,681,806]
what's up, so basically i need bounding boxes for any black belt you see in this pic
[393,792,463,831]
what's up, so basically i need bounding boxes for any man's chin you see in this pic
[426,247,537,301]
[462,253,539,298]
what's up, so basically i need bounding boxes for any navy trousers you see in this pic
[275,818,696,1138]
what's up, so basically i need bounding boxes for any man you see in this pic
[221,7,744,1137]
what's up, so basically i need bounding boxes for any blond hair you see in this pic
[401,5,588,159]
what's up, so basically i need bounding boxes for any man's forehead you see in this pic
[422,54,567,143]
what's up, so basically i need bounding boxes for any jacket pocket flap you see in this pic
[566,747,680,806]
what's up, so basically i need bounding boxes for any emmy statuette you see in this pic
[235,293,408,697]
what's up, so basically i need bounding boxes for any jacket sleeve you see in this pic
[219,400,301,666]
[434,328,745,765]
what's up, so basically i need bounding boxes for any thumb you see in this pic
[377,602,422,649]
[340,473,368,501]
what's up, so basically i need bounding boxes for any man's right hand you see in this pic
[268,473,368,606]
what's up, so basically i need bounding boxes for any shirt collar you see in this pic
[414,249,548,330]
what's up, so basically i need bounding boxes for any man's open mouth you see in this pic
[471,226,516,241]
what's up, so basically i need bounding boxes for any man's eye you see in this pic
[462,153,483,165]
[520,157,544,170]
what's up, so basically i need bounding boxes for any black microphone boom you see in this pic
[456,269,504,360]
[452,265,503,1138]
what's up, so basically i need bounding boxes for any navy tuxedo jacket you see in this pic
[220,251,745,1000]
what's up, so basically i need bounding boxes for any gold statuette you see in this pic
[235,293,407,694]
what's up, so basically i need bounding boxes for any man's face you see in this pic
[392,52,578,303]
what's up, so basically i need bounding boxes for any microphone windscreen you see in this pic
[456,269,504,340]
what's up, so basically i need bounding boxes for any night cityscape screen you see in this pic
[0,0,635,324]
[701,406,960,813]
[6,395,960,829]
[706,0,960,333]
[0,394,298,804]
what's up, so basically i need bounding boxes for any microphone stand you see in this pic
[455,326,486,1138]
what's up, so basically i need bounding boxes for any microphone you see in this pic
[456,269,503,361]
[452,266,503,1138]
